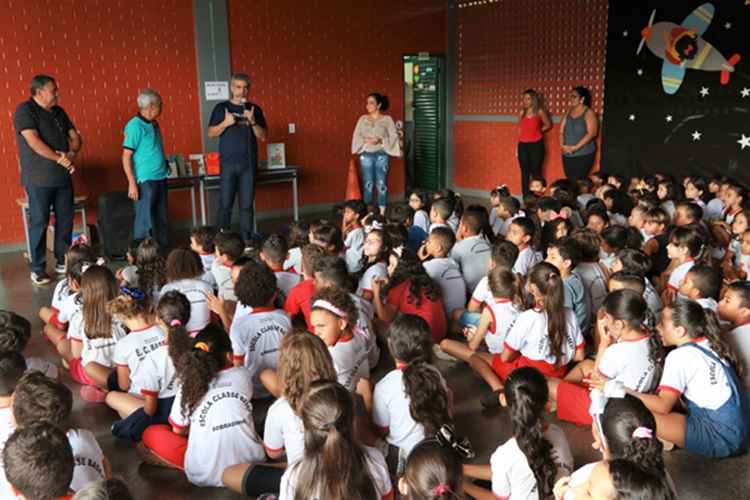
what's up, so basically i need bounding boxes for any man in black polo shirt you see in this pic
[14,75,82,285]
[207,73,267,246]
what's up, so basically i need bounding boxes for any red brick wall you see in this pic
[0,0,202,244]
[452,0,608,193]
[227,0,446,210]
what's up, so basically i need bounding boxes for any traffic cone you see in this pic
[345,156,362,200]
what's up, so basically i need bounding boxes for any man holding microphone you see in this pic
[208,73,267,247]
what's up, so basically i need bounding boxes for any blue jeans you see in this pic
[25,183,74,273]
[359,151,389,208]
[218,163,255,242]
[134,179,168,249]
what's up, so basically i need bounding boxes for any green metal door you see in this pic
[404,54,446,191]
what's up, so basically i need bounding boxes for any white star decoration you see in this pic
[739,134,750,151]
[692,130,702,141]
[699,87,710,97]
[628,114,636,121]
[666,115,673,122]
[637,68,644,76]
[725,22,732,29]
[741,88,750,98]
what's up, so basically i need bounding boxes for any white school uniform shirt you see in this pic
[263,397,305,464]
[51,278,72,311]
[76,316,127,368]
[168,367,265,487]
[484,299,521,354]
[504,309,584,366]
[429,221,450,233]
[357,262,387,296]
[513,245,542,277]
[696,297,718,310]
[280,445,392,500]
[490,424,573,500]
[424,257,467,316]
[372,367,436,454]
[230,307,291,397]
[658,338,733,410]
[667,260,696,291]
[161,278,213,332]
[490,209,504,236]
[132,343,178,399]
[643,278,663,315]
[470,275,493,307]
[112,325,166,395]
[727,324,750,393]
[283,246,303,275]
[344,226,365,274]
[451,235,492,292]
[211,259,237,301]
[599,336,657,393]
[447,212,460,233]
[199,253,217,288]
[414,209,430,233]
[120,265,138,286]
[500,211,525,238]
[57,292,82,324]
[350,293,380,369]
[574,262,608,314]
[0,407,15,498]
[706,197,725,221]
[26,357,59,379]
[329,330,370,392]
[275,269,303,299]
[68,428,106,492]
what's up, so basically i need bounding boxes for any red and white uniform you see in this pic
[279,445,392,500]
[161,279,213,332]
[70,313,127,368]
[168,367,265,487]
[667,260,695,291]
[263,397,305,464]
[490,424,573,500]
[274,269,303,299]
[328,330,370,392]
[344,226,365,274]
[483,298,521,354]
[67,428,106,492]
[229,307,291,397]
[504,308,584,367]
[357,262,387,296]
[113,325,167,396]
[132,342,178,399]
[211,259,236,301]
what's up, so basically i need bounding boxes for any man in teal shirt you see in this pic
[122,88,169,248]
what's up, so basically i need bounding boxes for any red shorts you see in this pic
[48,308,68,331]
[556,380,593,426]
[142,424,187,469]
[69,358,94,386]
[491,355,568,381]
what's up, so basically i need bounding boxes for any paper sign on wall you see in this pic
[205,81,229,101]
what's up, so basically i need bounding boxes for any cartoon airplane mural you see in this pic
[637,3,740,94]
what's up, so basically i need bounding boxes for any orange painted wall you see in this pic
[227,0,447,210]
[0,0,202,244]
[452,0,608,193]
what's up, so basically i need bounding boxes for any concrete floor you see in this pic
[1,219,749,499]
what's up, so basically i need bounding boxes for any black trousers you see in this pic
[562,153,596,182]
[517,140,545,195]
[25,183,73,273]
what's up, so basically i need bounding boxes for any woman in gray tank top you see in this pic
[560,86,599,181]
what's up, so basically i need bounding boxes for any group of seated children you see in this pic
[5,172,750,499]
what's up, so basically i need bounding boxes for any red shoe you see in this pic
[80,385,107,403]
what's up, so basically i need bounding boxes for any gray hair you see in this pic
[137,88,162,109]
[230,73,251,86]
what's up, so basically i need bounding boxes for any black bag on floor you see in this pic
[97,191,134,260]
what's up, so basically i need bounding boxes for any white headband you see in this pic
[312,299,346,318]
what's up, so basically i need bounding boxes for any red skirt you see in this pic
[491,354,568,380]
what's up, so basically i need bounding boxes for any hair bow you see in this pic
[170,319,182,327]
[194,341,210,353]
[432,484,452,496]
[549,210,568,221]
[393,245,404,258]
[632,427,653,440]
[121,286,146,301]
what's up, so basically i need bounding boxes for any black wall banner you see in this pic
[601,1,749,183]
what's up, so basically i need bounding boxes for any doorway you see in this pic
[403,54,446,192]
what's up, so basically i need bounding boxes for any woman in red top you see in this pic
[371,247,446,342]
[517,89,552,196]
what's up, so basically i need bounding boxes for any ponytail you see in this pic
[704,309,744,379]
[504,368,556,498]
[157,291,192,370]
[609,459,676,500]
[529,263,567,366]
[176,324,231,419]
[403,363,451,436]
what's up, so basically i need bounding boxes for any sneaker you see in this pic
[30,271,52,286]
[79,385,107,403]
[432,344,458,363]
[54,263,66,275]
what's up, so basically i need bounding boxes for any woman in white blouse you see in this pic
[351,93,401,214]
